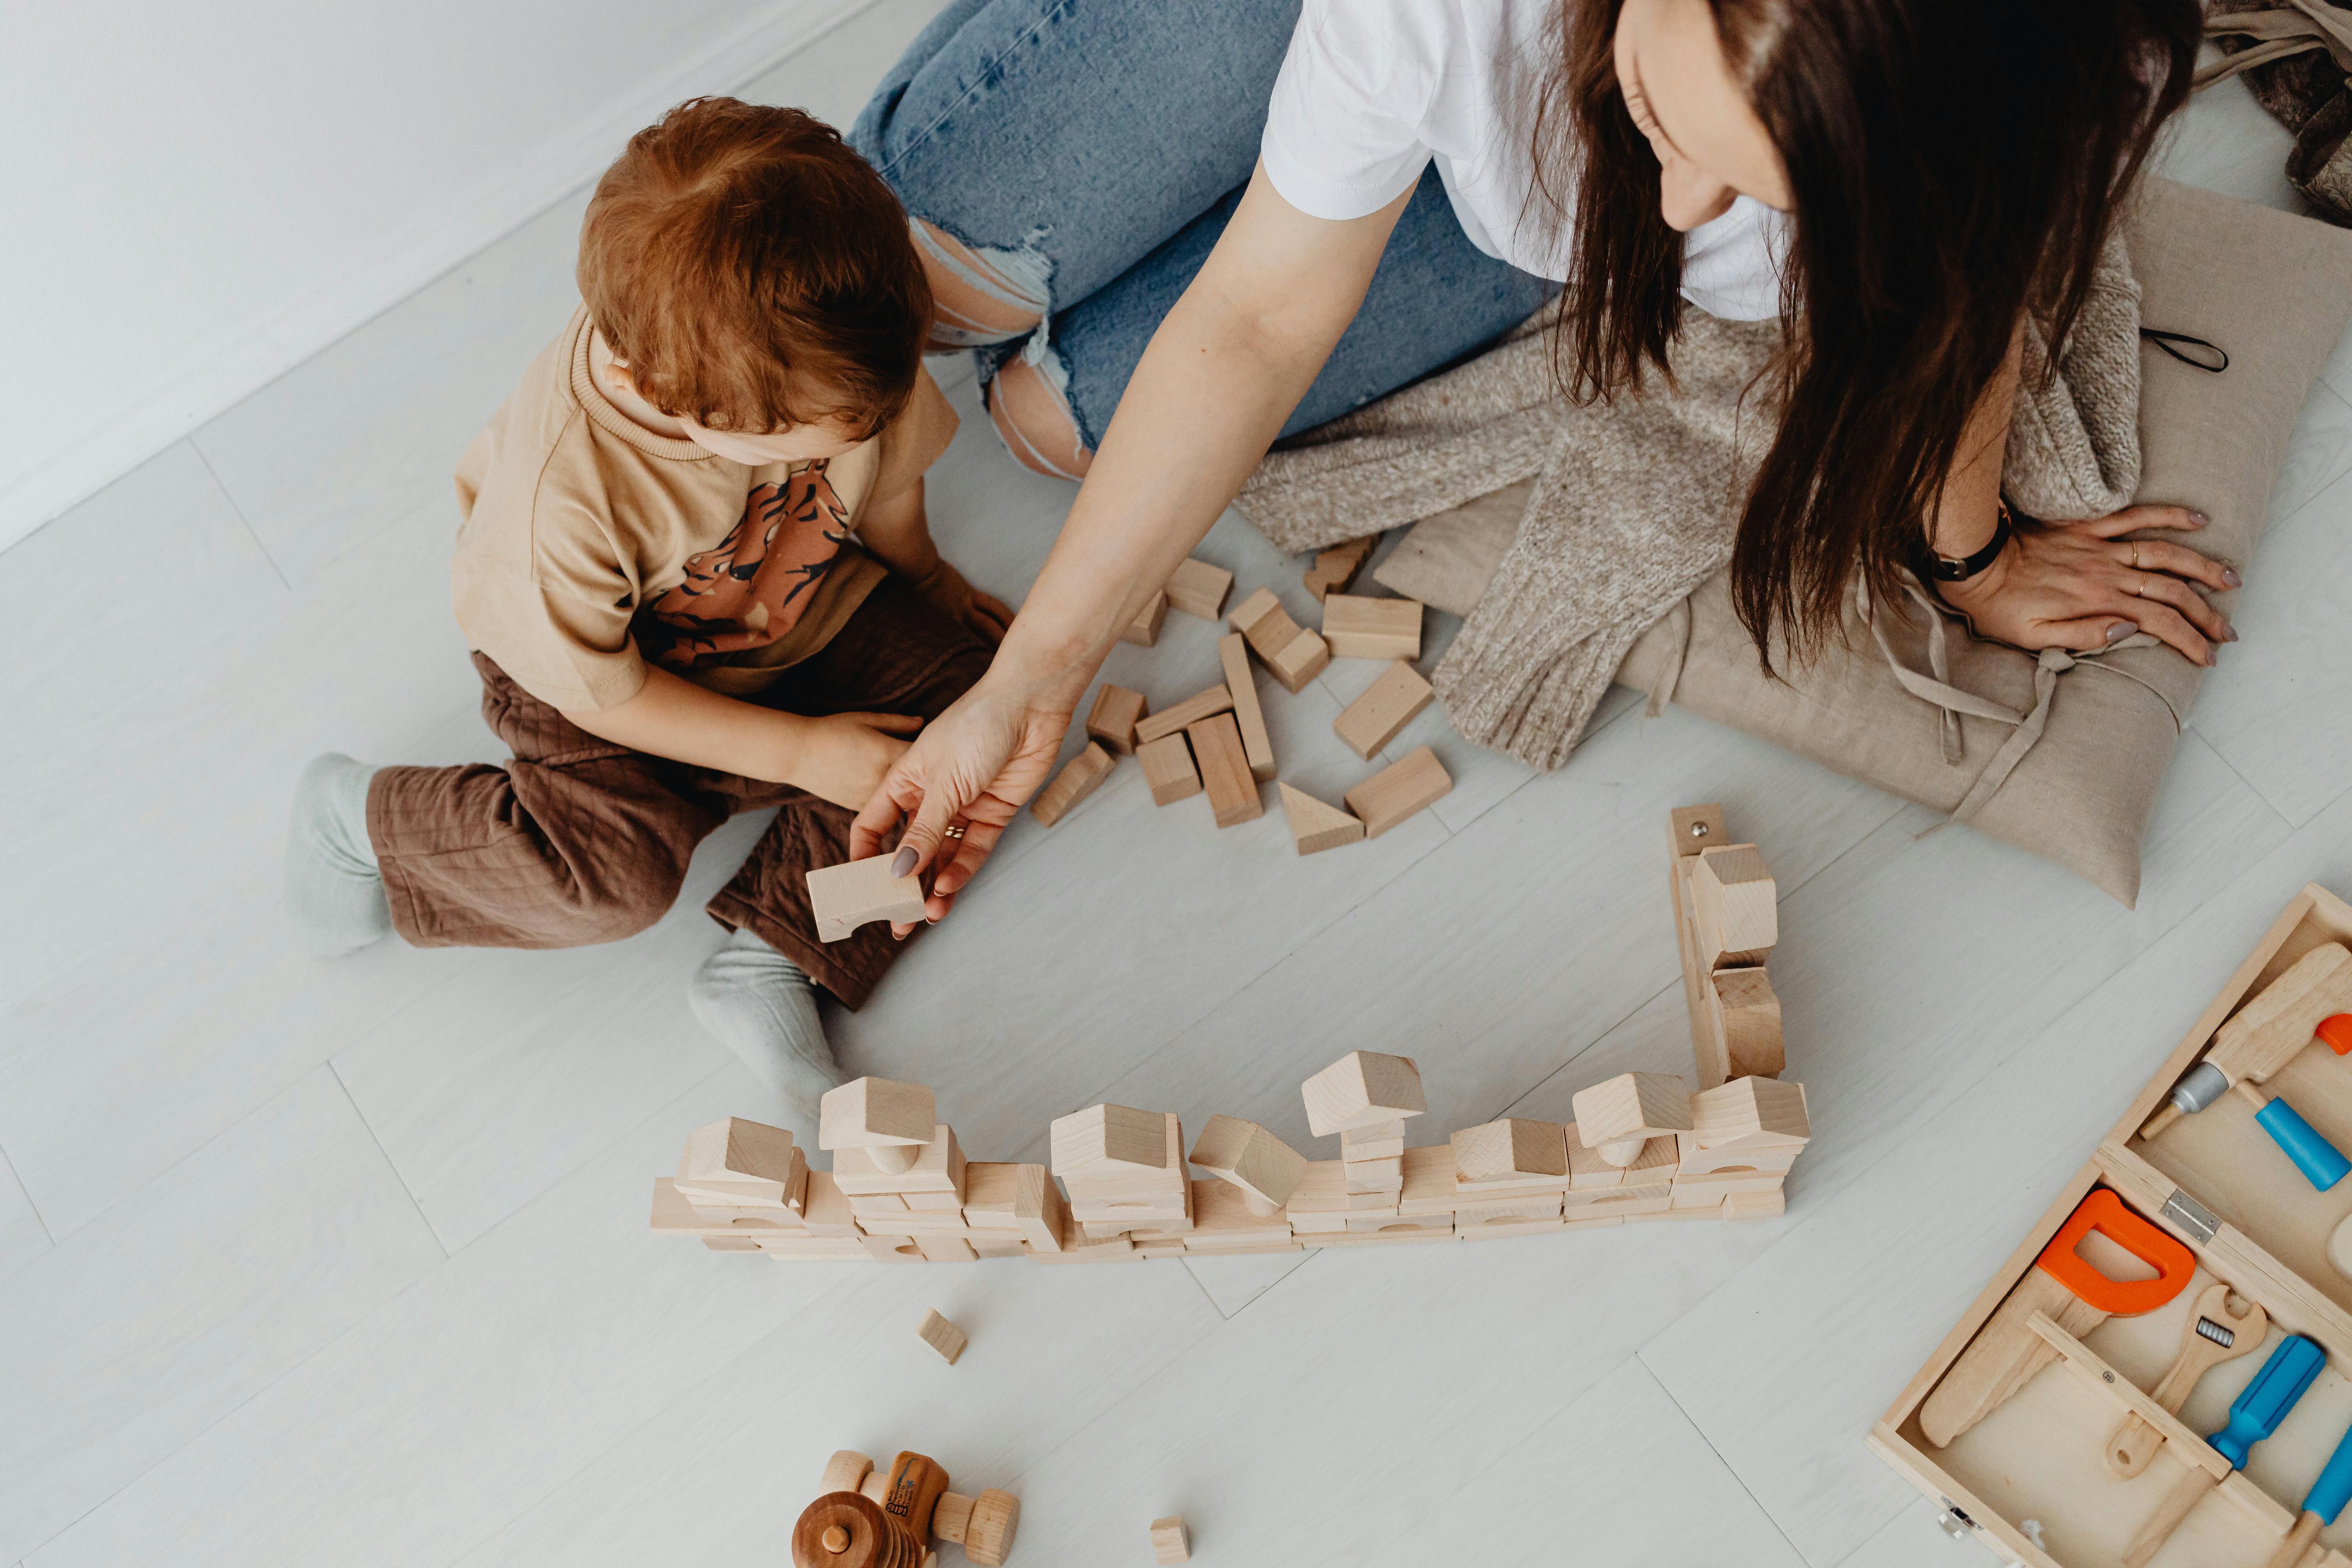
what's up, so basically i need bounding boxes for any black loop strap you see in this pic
[2140,327,2229,373]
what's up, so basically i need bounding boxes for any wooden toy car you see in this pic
[792,1448,1018,1568]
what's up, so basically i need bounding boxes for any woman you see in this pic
[850,0,2234,916]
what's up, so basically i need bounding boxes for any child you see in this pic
[284,97,1011,1129]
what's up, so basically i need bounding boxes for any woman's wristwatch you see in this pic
[1928,499,2015,583]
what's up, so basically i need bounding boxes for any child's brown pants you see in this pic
[364,577,990,1008]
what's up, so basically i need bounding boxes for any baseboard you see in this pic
[0,0,878,555]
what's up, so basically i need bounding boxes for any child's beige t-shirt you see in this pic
[450,306,957,713]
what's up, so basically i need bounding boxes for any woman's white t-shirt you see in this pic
[1260,0,1788,321]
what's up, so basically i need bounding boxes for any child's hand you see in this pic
[786,711,925,811]
[911,559,1016,644]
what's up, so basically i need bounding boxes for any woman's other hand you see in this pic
[1937,505,2240,666]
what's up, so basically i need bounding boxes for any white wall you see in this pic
[0,0,868,550]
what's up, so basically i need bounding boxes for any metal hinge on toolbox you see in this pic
[2161,1186,2220,1245]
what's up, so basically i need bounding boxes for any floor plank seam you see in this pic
[2181,723,2303,833]
[183,439,291,594]
[0,1143,55,1251]
[327,1058,448,1261]
[1627,1353,1821,1565]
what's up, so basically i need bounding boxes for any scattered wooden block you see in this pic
[818,1078,936,1174]
[1188,712,1264,827]
[1278,784,1363,856]
[1571,1072,1694,1166]
[1332,660,1434,760]
[1303,1050,1427,1135]
[1230,586,1330,692]
[1322,594,1422,660]
[1030,742,1115,827]
[1138,733,1202,805]
[1693,844,1776,968]
[1123,588,1167,646]
[1085,684,1148,754]
[917,1308,967,1364]
[1151,1516,1191,1563]
[1189,1115,1308,1214]
[675,1117,801,1204]
[1305,535,1375,600]
[1218,633,1275,780]
[1339,1119,1406,1161]
[805,857,926,943]
[1711,966,1786,1079]
[1134,684,1233,746]
[1451,1119,1570,1184]
[1343,746,1451,839]
[1050,1104,1169,1179]
[1165,558,1232,620]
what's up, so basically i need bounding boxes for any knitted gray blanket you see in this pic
[1233,228,2143,769]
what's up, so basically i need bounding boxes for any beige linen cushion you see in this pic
[1376,178,2352,904]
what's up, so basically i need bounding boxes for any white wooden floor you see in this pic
[4,6,2350,1564]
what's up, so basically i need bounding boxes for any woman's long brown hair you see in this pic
[1533,0,2198,666]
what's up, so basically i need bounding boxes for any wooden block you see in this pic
[862,1211,981,1237]
[1304,536,1375,600]
[1343,746,1451,839]
[1396,1145,1460,1216]
[1164,558,1232,620]
[1693,844,1776,968]
[847,1192,910,1216]
[1230,587,1329,692]
[1151,1516,1191,1563]
[1262,625,1330,692]
[903,1189,962,1212]
[1189,1115,1308,1212]
[1123,588,1167,646]
[859,1232,928,1263]
[801,1170,860,1237]
[1343,1155,1403,1194]
[1564,1184,1673,1218]
[971,1236,1028,1258]
[1672,1168,1784,1200]
[1726,1188,1786,1221]
[959,1162,1033,1230]
[1457,1195,1567,1239]
[1630,1204,1724,1224]
[833,1125,966,1197]
[1566,1128,1623,1189]
[1284,1162,1350,1233]
[1006,1165,1070,1254]
[916,1308,968,1363]
[1321,593,1422,660]
[1668,803,1729,858]
[1321,1223,1456,1247]
[1563,1214,1625,1231]
[1451,1119,1569,1184]
[1136,1239,1189,1258]
[1188,712,1263,827]
[1278,784,1363,856]
[1186,1178,1295,1245]
[1711,966,1785,1080]
[1085,684,1147,754]
[1030,742,1115,828]
[915,1234,979,1262]
[684,1189,810,1232]
[1331,660,1434,760]
[805,858,927,943]
[1303,1050,1426,1136]
[1572,1072,1693,1164]
[1050,1104,1169,1179]
[819,1078,936,1168]
[756,1235,872,1260]
[1345,1187,1403,1211]
[1688,1077,1811,1149]
[1137,733,1202,805]
[1218,633,1275,781]
[1344,1209,1454,1235]
[1134,684,1233,746]
[1339,1119,1406,1161]
[1672,1131,1799,1177]
[1026,1230,1139,1264]
[675,1116,802,1204]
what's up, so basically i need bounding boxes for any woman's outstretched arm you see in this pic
[849,165,1413,922]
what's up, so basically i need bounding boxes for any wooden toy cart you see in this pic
[1874,883,2352,1567]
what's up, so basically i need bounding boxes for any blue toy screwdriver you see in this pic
[2266,1418,2352,1568]
[2126,1335,2328,1568]
[2162,1060,2352,1191]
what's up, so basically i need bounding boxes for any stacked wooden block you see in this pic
[1050,1103,1193,1261]
[1667,804,1787,1088]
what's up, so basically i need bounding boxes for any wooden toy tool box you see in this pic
[1873,883,2352,1568]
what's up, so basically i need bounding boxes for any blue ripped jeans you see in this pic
[848,0,1554,464]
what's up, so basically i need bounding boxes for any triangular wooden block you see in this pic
[1279,783,1364,855]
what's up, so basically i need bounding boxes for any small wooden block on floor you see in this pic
[1031,742,1115,827]
[1332,660,1433,760]
[1164,558,1232,620]
[1134,684,1233,746]
[1230,586,1330,693]
[1123,589,1168,646]
[1305,536,1375,600]
[1138,733,1202,805]
[1151,1516,1191,1563]
[1321,593,1422,660]
[1218,633,1275,780]
[1085,684,1148,754]
[1188,712,1264,827]
[1343,745,1452,839]
[806,858,927,943]
[1279,783,1363,855]
[917,1308,967,1364]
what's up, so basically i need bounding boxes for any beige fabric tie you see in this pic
[2196,4,2352,90]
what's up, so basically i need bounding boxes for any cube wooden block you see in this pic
[1689,1077,1811,1149]
[1278,784,1363,856]
[802,1170,860,1237]
[1725,1188,1787,1221]
[1262,626,1331,692]
[1138,733,1202,805]
[1189,1115,1308,1212]
[1332,660,1434,760]
[1344,1155,1404,1194]
[1321,593,1422,661]
[1305,535,1374,600]
[1303,1050,1427,1135]
[1030,742,1114,828]
[1284,1161,1350,1233]
[1451,1119,1569,1184]
[1188,712,1264,827]
[1134,684,1232,746]
[806,858,926,943]
[1124,588,1167,646]
[676,1116,800,1204]
[1218,633,1276,781]
[1152,1516,1191,1563]
[1085,684,1148,754]
[917,1309,968,1364]
[833,1124,967,1197]
[1339,1119,1406,1161]
[1710,966,1786,1079]
[1165,558,1232,620]
[1343,746,1451,839]
[1396,1144,1461,1216]
[958,1162,1034,1230]
[1693,844,1776,968]
[1572,1072,1693,1165]
[819,1077,936,1157]
[1230,586,1330,693]
[1050,1104,1169,1178]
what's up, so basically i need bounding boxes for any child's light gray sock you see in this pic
[284,753,392,959]
[687,926,843,1135]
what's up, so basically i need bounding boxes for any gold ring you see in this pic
[2129,544,2144,571]
[941,823,967,840]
